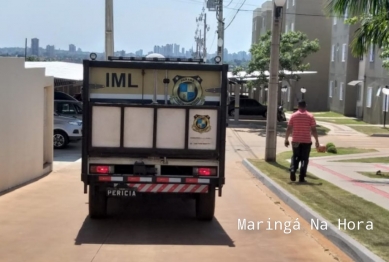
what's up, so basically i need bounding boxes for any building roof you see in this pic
[25,61,83,81]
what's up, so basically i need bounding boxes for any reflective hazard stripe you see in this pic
[126,183,208,193]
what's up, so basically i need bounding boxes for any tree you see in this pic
[26,56,40,61]
[325,0,389,60]
[248,30,320,85]
[232,66,245,76]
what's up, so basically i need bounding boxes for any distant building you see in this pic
[135,49,143,57]
[31,38,39,56]
[69,44,76,52]
[46,45,55,57]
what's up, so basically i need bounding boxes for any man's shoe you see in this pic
[299,176,306,182]
[290,171,296,182]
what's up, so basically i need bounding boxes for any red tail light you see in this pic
[90,165,112,174]
[194,167,217,176]
[199,168,211,176]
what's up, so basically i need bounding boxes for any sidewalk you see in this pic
[230,118,389,211]
[287,151,389,211]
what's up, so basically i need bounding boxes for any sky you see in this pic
[0,0,266,54]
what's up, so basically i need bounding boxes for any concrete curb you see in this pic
[242,159,385,262]
[371,134,389,137]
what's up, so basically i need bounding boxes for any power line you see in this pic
[225,0,233,7]
[170,0,347,18]
[225,0,247,30]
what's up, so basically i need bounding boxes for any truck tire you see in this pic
[89,186,107,219]
[196,185,216,221]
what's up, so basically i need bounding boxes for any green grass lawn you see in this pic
[358,171,389,179]
[249,153,389,261]
[317,118,366,125]
[279,147,377,158]
[347,126,389,135]
[335,156,389,164]
[310,111,346,117]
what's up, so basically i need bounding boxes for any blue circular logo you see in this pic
[178,82,198,102]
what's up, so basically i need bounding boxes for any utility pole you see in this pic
[203,13,207,61]
[265,1,286,161]
[216,0,224,64]
[105,0,114,60]
[194,8,209,60]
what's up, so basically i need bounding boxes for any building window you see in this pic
[286,0,289,8]
[369,45,375,62]
[366,87,373,107]
[331,45,335,62]
[285,24,289,33]
[333,16,337,25]
[339,82,344,100]
[291,23,294,32]
[384,94,389,112]
[293,0,295,6]
[344,8,348,19]
[329,81,333,97]
[342,44,347,62]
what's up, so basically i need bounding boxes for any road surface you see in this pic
[0,128,352,262]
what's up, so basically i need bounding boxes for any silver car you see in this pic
[54,113,83,149]
[54,100,83,120]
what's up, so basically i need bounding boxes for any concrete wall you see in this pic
[363,48,389,123]
[0,58,54,194]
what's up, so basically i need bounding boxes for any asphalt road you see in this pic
[0,129,352,262]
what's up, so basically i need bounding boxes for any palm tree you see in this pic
[325,0,389,57]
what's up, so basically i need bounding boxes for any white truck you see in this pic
[81,56,228,221]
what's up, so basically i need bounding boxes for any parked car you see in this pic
[54,113,82,149]
[228,98,286,122]
[54,100,83,120]
[54,91,79,101]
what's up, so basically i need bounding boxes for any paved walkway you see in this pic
[285,151,389,211]
[231,117,389,211]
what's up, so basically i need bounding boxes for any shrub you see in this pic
[327,146,337,154]
[326,142,335,150]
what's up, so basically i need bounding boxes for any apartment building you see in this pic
[282,0,332,111]
[31,38,39,56]
[328,13,360,116]
[251,0,332,111]
[328,18,389,124]
[251,2,273,45]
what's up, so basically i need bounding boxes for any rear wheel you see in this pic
[89,185,107,219]
[196,185,216,221]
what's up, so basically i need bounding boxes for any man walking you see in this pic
[284,100,319,182]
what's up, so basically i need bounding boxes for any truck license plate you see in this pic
[107,188,137,197]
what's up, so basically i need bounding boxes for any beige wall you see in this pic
[0,58,54,194]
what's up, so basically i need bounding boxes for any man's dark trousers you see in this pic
[290,142,312,179]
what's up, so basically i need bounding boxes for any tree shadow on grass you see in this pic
[234,123,328,137]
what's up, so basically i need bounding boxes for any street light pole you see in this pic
[383,86,389,128]
[217,0,224,64]
[105,0,114,61]
[265,0,286,162]
[281,86,287,106]
[301,87,306,100]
